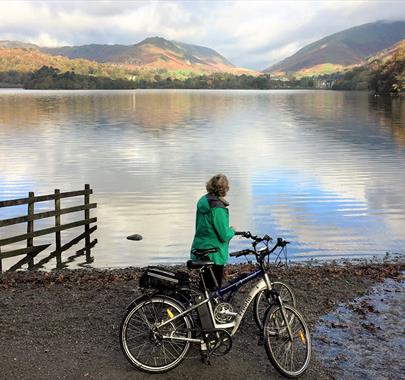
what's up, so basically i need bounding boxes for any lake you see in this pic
[0,89,404,269]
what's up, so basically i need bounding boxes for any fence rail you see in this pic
[0,184,97,272]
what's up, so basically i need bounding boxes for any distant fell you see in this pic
[0,40,39,49]
[266,20,405,76]
[41,36,253,74]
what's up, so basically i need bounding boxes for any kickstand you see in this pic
[201,354,211,365]
[200,341,211,365]
[201,346,218,365]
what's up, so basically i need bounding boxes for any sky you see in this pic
[1,0,405,70]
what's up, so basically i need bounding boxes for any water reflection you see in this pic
[0,89,404,269]
[0,89,249,132]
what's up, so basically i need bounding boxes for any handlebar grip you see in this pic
[234,231,252,239]
[275,238,290,247]
[230,249,252,257]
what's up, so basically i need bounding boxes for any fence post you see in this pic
[55,189,62,268]
[84,184,91,262]
[27,191,34,269]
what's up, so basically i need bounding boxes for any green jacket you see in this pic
[191,194,235,265]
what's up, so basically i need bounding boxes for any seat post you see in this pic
[198,267,207,293]
[208,266,219,289]
[199,265,218,292]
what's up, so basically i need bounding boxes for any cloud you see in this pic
[0,1,404,69]
[28,33,69,47]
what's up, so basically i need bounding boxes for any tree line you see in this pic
[23,66,136,89]
[21,66,318,90]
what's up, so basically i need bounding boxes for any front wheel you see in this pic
[253,281,296,330]
[263,304,311,378]
[120,295,192,373]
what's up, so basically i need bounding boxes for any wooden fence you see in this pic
[0,184,97,272]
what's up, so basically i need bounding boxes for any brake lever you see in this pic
[263,234,272,242]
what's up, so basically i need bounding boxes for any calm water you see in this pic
[0,89,404,269]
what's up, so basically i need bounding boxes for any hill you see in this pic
[41,36,255,75]
[369,39,405,62]
[0,47,131,78]
[330,38,405,94]
[0,46,264,89]
[265,20,405,77]
[0,40,39,49]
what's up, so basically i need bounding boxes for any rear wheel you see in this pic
[253,281,296,329]
[120,295,192,373]
[263,304,311,378]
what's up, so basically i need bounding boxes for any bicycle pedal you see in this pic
[257,336,264,346]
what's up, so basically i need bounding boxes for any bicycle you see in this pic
[120,232,311,377]
[174,232,296,330]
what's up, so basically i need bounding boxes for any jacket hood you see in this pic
[196,195,211,214]
[197,193,229,214]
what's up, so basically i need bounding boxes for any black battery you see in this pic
[195,295,215,330]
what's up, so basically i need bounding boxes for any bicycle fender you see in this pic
[126,293,190,317]
[126,293,151,310]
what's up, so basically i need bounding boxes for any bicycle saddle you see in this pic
[191,247,217,257]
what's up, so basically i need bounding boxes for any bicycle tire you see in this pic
[253,281,296,329]
[263,304,311,378]
[120,295,192,373]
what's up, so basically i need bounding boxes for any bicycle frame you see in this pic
[157,266,274,340]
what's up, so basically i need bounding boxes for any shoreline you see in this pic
[0,260,404,379]
[1,254,403,286]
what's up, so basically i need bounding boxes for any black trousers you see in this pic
[201,265,224,291]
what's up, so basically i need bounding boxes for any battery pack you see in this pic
[195,295,215,330]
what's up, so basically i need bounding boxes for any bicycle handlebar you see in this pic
[232,232,290,261]
[229,249,253,258]
[234,231,250,237]
[235,231,272,243]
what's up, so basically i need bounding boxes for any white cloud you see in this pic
[28,32,69,47]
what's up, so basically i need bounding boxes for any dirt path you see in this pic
[0,261,403,380]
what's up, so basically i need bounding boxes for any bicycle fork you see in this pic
[278,297,294,341]
[263,272,294,343]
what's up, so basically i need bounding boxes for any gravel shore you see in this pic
[0,260,403,380]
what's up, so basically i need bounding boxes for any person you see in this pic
[191,174,235,290]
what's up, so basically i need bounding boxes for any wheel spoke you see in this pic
[264,305,311,377]
[121,297,191,372]
[126,331,149,341]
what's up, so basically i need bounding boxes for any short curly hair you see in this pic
[206,174,230,197]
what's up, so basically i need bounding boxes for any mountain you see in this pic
[265,20,405,76]
[0,40,38,49]
[41,36,254,74]
[0,45,260,89]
